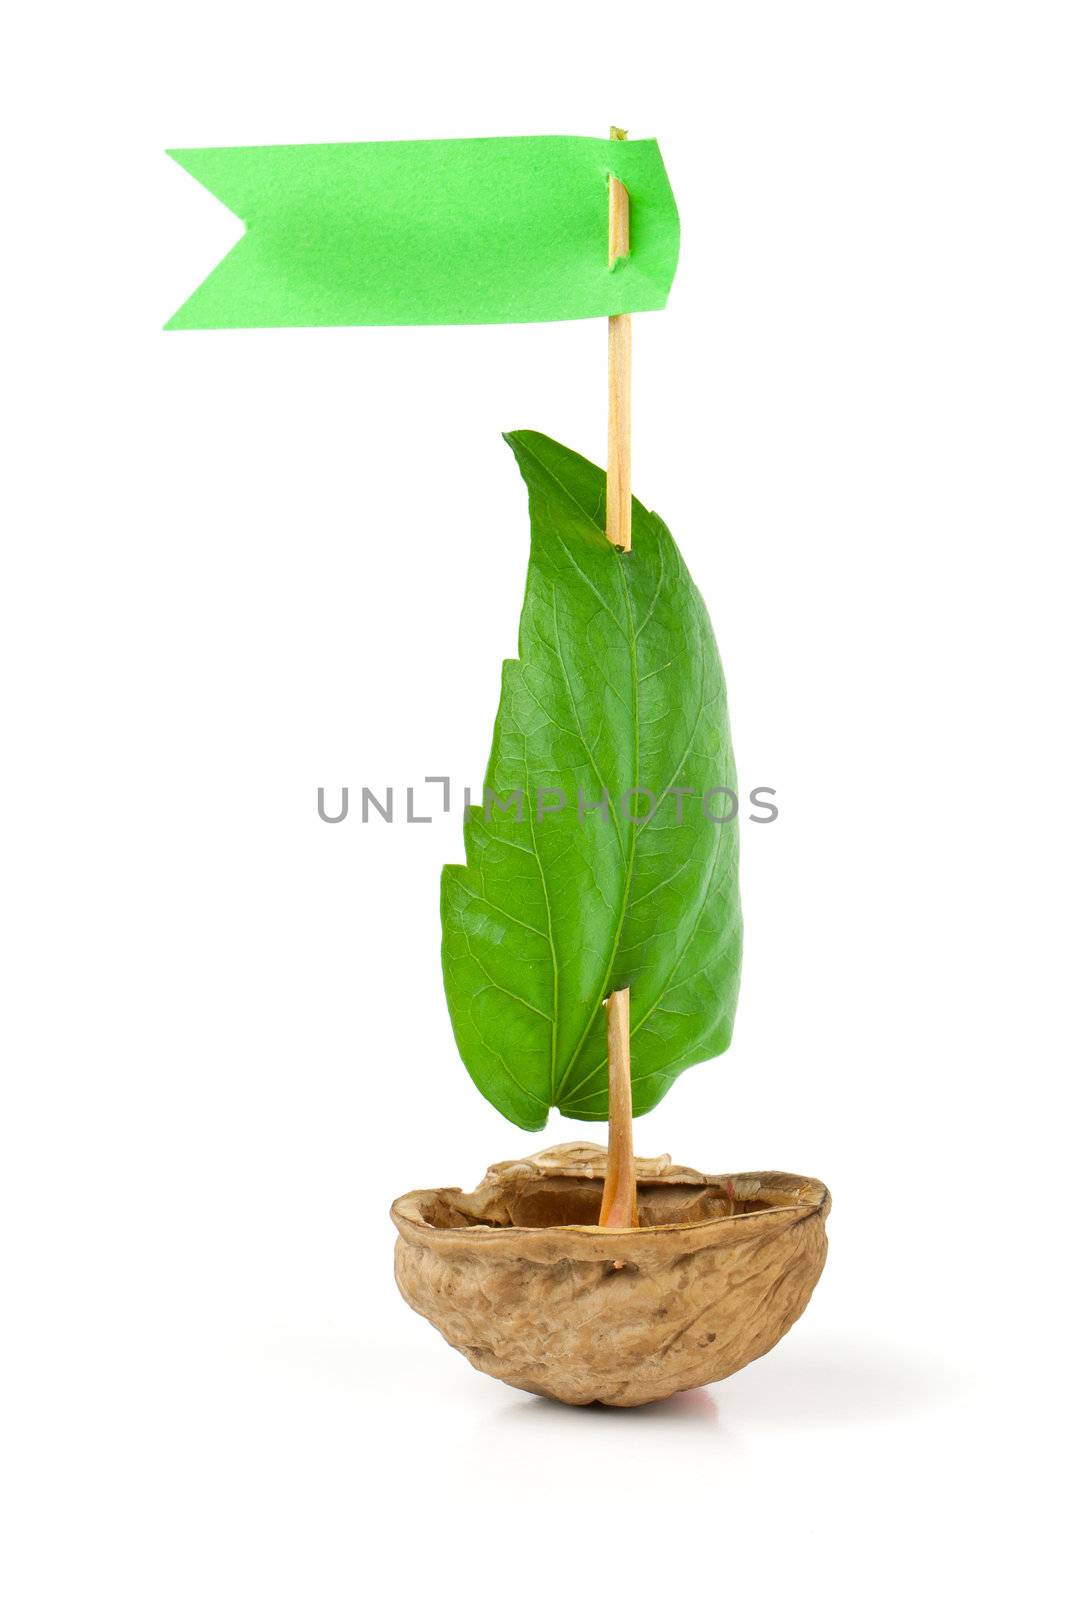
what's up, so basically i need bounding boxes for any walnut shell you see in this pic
[391,1142,830,1407]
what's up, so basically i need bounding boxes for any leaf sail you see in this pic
[441,432,742,1131]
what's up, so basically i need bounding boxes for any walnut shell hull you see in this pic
[391,1143,830,1407]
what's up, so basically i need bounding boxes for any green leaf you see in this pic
[441,431,742,1131]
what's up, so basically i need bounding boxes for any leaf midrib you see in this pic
[508,437,645,1105]
[557,594,717,1106]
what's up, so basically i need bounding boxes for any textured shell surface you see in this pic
[391,1143,830,1407]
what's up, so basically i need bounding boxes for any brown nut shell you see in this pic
[391,1142,830,1407]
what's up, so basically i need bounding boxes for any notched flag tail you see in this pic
[165,135,680,331]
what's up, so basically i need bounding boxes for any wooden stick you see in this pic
[606,129,632,554]
[598,989,638,1228]
[606,318,632,552]
[599,127,637,1230]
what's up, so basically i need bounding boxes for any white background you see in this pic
[3,3,1084,1595]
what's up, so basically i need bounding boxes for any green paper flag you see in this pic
[166,136,680,330]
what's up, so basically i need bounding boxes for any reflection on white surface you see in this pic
[498,1381,722,1429]
[478,1335,965,1437]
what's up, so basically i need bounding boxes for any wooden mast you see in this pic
[598,127,637,1230]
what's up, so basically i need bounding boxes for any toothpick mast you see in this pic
[598,127,637,1230]
[605,132,632,554]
